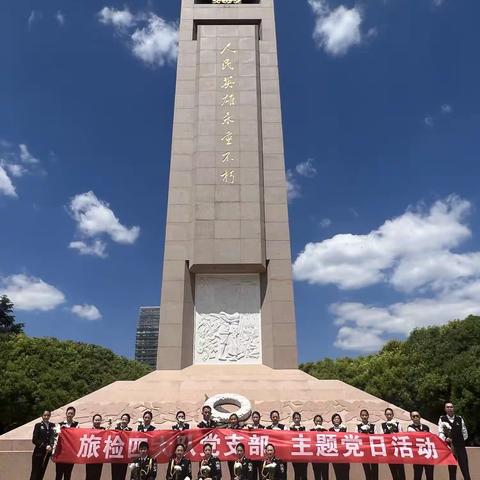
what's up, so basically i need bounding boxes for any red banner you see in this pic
[53,428,456,466]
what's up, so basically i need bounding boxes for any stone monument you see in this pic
[157,0,297,370]
[1,1,477,479]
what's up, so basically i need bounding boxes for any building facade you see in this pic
[135,306,160,369]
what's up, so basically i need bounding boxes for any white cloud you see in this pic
[56,11,66,26]
[286,170,301,202]
[6,164,26,177]
[331,280,480,352]
[19,144,40,164]
[296,158,318,178]
[294,195,480,352]
[424,115,434,128]
[0,143,44,196]
[441,104,453,114]
[308,0,364,56]
[98,7,136,29]
[319,218,332,228]
[68,191,140,257]
[97,7,178,68]
[1,274,65,311]
[69,240,108,258]
[28,11,42,30]
[294,195,471,291]
[71,304,102,321]
[0,166,17,197]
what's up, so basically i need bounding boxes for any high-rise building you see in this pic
[135,306,160,369]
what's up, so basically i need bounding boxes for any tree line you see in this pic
[300,315,480,445]
[0,295,151,434]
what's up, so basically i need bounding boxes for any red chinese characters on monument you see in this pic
[53,429,456,466]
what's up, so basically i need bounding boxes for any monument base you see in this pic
[1,365,478,479]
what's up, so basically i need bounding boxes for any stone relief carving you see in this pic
[195,311,260,363]
[194,275,262,364]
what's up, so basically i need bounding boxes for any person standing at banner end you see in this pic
[407,411,434,480]
[438,402,472,480]
[29,410,55,480]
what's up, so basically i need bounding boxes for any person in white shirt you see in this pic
[438,402,471,480]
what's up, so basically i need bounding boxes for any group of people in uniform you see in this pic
[29,402,472,480]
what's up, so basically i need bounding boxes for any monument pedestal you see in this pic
[1,365,478,479]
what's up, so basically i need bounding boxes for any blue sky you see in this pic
[1,0,480,363]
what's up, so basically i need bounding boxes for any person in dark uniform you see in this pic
[407,411,434,480]
[198,405,216,429]
[112,413,133,480]
[173,411,190,431]
[357,409,378,480]
[85,414,106,480]
[198,443,222,480]
[438,402,471,480]
[129,441,157,480]
[227,413,243,479]
[290,412,307,480]
[310,415,328,480]
[381,408,405,480]
[232,443,255,480]
[329,414,349,480]
[138,411,156,432]
[246,412,265,480]
[266,411,285,431]
[261,444,286,480]
[266,411,286,475]
[245,411,265,431]
[166,443,192,480]
[55,406,79,480]
[29,410,55,480]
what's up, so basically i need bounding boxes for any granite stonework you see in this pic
[158,0,297,370]
[1,366,479,479]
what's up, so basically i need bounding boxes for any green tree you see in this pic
[0,295,24,334]
[0,335,152,434]
[300,315,480,445]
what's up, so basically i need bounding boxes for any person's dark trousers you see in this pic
[85,463,103,480]
[413,465,434,480]
[448,446,471,480]
[228,460,235,480]
[312,462,329,480]
[55,462,74,480]
[252,460,262,480]
[388,464,406,480]
[362,463,378,480]
[332,463,349,480]
[30,451,51,480]
[292,462,308,480]
[111,462,128,480]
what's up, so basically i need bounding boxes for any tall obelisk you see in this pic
[157,0,297,370]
